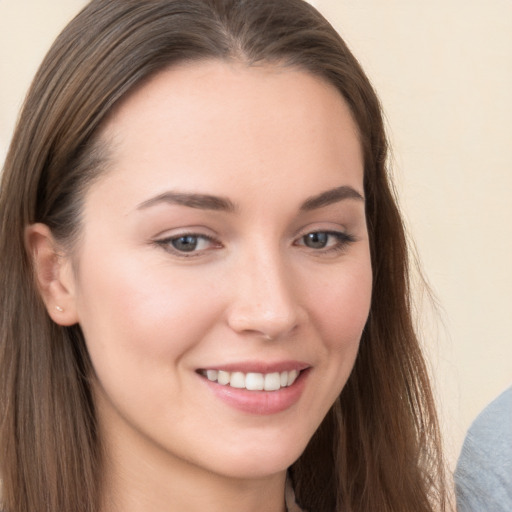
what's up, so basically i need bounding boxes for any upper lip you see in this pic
[196,360,310,374]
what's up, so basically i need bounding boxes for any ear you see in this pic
[25,223,79,326]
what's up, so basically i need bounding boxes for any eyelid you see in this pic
[154,231,222,258]
[293,229,356,254]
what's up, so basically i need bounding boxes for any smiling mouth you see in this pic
[198,369,301,391]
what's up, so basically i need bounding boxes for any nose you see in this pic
[226,246,302,341]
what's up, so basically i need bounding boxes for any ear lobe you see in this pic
[24,223,79,326]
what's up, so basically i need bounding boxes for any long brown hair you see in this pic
[0,1,447,510]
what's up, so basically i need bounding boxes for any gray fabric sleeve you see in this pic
[454,386,512,512]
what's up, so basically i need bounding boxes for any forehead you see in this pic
[92,60,363,210]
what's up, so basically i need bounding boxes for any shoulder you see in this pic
[454,386,512,512]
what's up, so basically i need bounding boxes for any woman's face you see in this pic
[66,61,372,480]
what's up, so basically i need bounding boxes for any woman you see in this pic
[0,0,447,511]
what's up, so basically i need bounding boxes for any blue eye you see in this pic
[171,235,201,252]
[303,232,329,249]
[298,231,355,251]
[156,233,217,255]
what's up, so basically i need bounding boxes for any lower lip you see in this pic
[201,370,309,415]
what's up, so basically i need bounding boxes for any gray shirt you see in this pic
[454,386,512,511]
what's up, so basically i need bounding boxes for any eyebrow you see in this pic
[136,185,364,213]
[300,185,364,211]
[137,191,237,212]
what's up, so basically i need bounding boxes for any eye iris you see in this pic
[171,235,198,252]
[304,232,328,249]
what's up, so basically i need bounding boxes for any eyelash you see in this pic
[155,230,355,258]
[155,233,219,257]
[295,230,356,254]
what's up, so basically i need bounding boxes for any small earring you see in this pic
[55,305,64,312]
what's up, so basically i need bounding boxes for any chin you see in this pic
[201,433,310,480]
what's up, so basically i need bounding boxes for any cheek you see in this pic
[74,249,222,373]
[305,257,372,352]
[290,256,372,435]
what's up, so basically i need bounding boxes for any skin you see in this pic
[29,61,372,512]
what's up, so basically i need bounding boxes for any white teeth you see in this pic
[245,372,264,391]
[230,371,245,389]
[202,368,301,391]
[217,370,230,385]
[264,372,281,391]
[287,369,298,386]
[206,369,218,381]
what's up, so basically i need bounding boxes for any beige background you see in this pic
[1,0,511,474]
